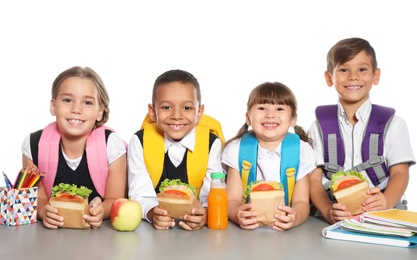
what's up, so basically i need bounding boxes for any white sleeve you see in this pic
[21,134,32,161]
[127,134,158,222]
[384,116,416,167]
[107,132,127,165]
[199,138,224,207]
[308,121,325,167]
[298,141,317,180]
[221,139,241,172]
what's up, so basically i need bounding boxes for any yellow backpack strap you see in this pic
[197,114,225,146]
[189,114,225,196]
[141,114,165,189]
[187,124,209,196]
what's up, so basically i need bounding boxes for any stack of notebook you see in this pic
[322,209,417,248]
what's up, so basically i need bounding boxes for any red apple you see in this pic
[110,198,142,231]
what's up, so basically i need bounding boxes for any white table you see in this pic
[1,217,416,259]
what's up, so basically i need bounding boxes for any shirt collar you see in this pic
[337,98,372,124]
[164,127,196,153]
[257,142,281,159]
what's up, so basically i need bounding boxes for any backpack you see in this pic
[140,113,225,196]
[38,122,117,198]
[315,104,395,190]
[238,131,300,206]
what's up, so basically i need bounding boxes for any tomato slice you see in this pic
[164,190,187,196]
[57,193,78,199]
[337,180,360,190]
[252,184,273,191]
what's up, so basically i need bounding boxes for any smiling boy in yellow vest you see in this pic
[127,69,225,231]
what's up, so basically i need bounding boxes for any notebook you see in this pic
[361,209,417,229]
[322,221,417,248]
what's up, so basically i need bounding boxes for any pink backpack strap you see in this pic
[86,126,108,198]
[38,122,60,198]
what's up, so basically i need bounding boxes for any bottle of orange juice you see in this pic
[207,172,228,230]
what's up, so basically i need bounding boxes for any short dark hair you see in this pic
[152,69,201,105]
[326,37,377,73]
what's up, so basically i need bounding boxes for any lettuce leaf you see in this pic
[51,183,92,198]
[159,178,197,198]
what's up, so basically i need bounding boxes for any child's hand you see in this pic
[363,187,387,212]
[237,203,258,230]
[152,206,175,230]
[272,205,296,231]
[42,203,64,229]
[329,203,352,223]
[84,197,104,229]
[179,206,207,231]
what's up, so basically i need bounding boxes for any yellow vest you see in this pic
[140,114,225,196]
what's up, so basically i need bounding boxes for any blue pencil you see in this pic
[2,171,13,189]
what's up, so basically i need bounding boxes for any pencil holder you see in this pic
[0,187,38,226]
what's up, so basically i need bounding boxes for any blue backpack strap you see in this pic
[352,105,395,188]
[239,132,258,203]
[280,133,300,206]
[315,105,345,181]
[238,132,300,206]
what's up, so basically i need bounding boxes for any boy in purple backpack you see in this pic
[309,38,415,224]
[21,66,127,229]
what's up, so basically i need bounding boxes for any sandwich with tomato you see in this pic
[245,180,285,226]
[329,170,371,215]
[157,179,200,219]
[49,183,92,229]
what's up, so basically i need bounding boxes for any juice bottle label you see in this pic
[208,187,228,230]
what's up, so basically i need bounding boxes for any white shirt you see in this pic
[221,135,316,183]
[308,99,415,188]
[127,127,224,222]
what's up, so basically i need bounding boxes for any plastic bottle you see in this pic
[207,172,228,230]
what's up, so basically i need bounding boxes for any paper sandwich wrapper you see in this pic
[333,181,371,216]
[49,196,90,229]
[249,190,285,227]
[157,194,200,220]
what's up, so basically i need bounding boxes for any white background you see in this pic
[1,1,416,210]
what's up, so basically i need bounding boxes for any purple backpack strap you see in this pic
[315,105,345,180]
[356,105,395,186]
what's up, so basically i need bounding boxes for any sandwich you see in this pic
[157,179,200,219]
[329,170,371,215]
[245,180,285,226]
[49,183,92,229]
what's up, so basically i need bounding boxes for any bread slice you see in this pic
[333,180,371,215]
[157,193,200,219]
[49,197,90,229]
[249,189,285,227]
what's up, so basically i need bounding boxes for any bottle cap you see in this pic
[211,172,226,179]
